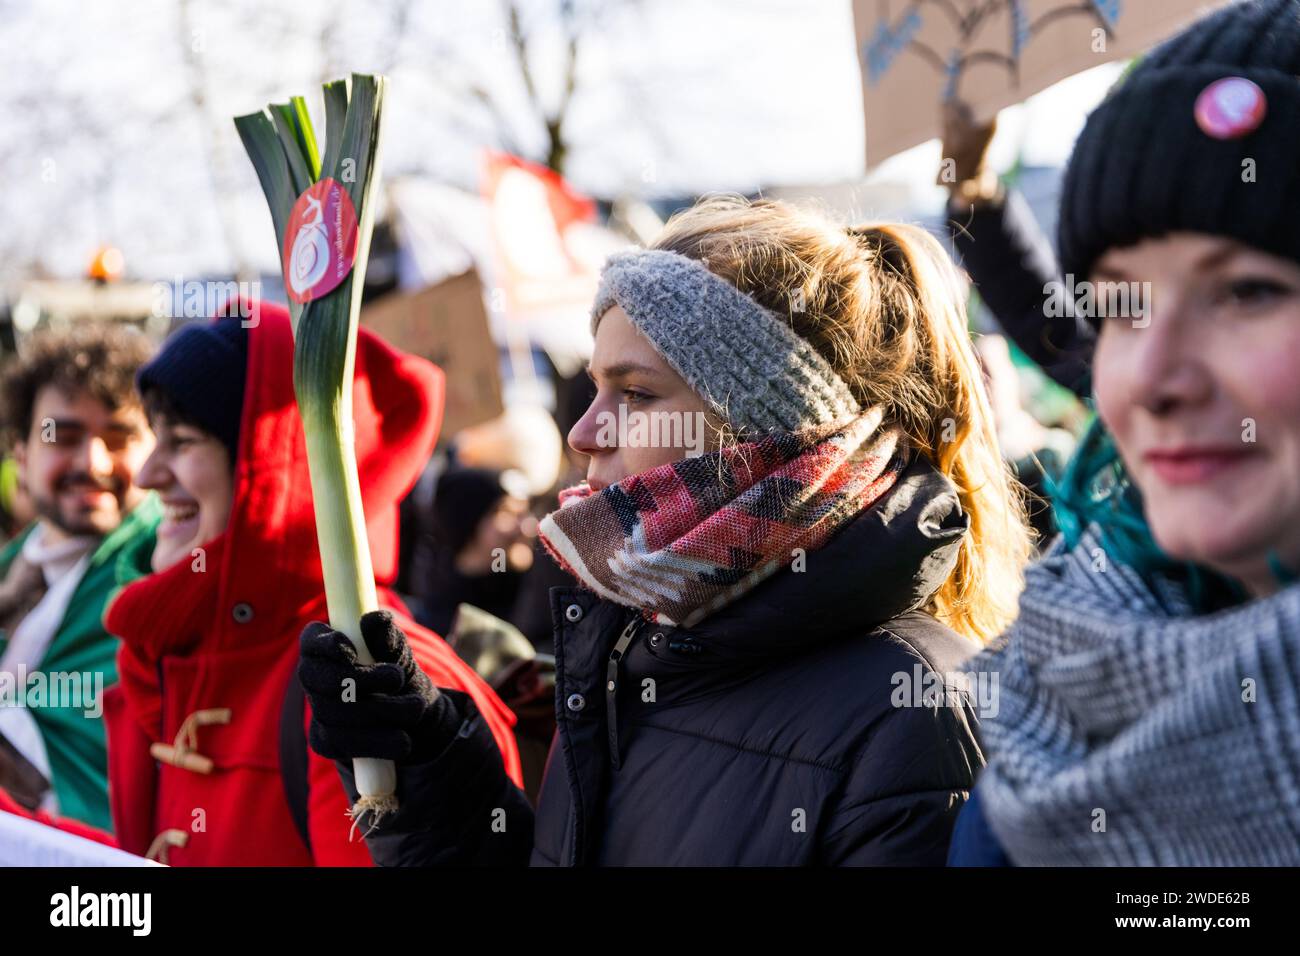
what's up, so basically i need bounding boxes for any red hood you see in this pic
[106,300,443,663]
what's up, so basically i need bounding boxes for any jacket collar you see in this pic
[674,455,967,661]
[105,527,226,664]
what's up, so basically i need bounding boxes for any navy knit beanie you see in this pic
[1059,0,1300,300]
[136,316,250,463]
[432,467,507,556]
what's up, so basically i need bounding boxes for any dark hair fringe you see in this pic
[140,383,210,436]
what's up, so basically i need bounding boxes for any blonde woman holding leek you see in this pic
[300,195,1032,866]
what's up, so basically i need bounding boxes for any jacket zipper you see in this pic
[605,614,646,771]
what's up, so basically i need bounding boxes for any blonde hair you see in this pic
[650,194,1032,643]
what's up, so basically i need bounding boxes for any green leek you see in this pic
[235,74,397,821]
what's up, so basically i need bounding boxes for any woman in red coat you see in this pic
[101,301,521,865]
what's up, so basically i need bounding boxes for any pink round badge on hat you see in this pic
[1195,77,1267,140]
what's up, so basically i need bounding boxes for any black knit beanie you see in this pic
[136,316,250,463]
[432,467,508,556]
[1059,0,1300,303]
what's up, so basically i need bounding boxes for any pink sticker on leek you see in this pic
[282,178,359,304]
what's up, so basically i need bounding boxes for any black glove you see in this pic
[298,609,461,764]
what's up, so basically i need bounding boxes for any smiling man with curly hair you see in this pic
[0,322,159,832]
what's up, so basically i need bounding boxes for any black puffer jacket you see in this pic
[344,458,986,866]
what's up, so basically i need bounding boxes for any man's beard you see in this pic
[29,471,125,538]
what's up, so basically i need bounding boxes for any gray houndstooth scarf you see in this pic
[973,527,1300,866]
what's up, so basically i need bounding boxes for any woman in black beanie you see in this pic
[133,316,248,573]
[950,0,1300,866]
[414,465,536,637]
[101,304,521,865]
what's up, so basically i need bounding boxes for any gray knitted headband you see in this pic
[589,249,861,434]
